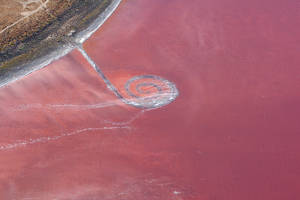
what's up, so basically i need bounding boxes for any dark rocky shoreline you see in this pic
[0,0,115,82]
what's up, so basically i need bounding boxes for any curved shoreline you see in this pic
[0,0,122,88]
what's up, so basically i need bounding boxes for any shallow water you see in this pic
[0,0,299,199]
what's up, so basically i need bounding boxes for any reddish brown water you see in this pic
[0,0,299,199]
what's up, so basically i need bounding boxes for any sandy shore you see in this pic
[0,0,76,52]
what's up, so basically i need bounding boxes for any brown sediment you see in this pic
[0,0,75,52]
[0,0,113,74]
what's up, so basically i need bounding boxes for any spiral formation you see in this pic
[124,75,179,108]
